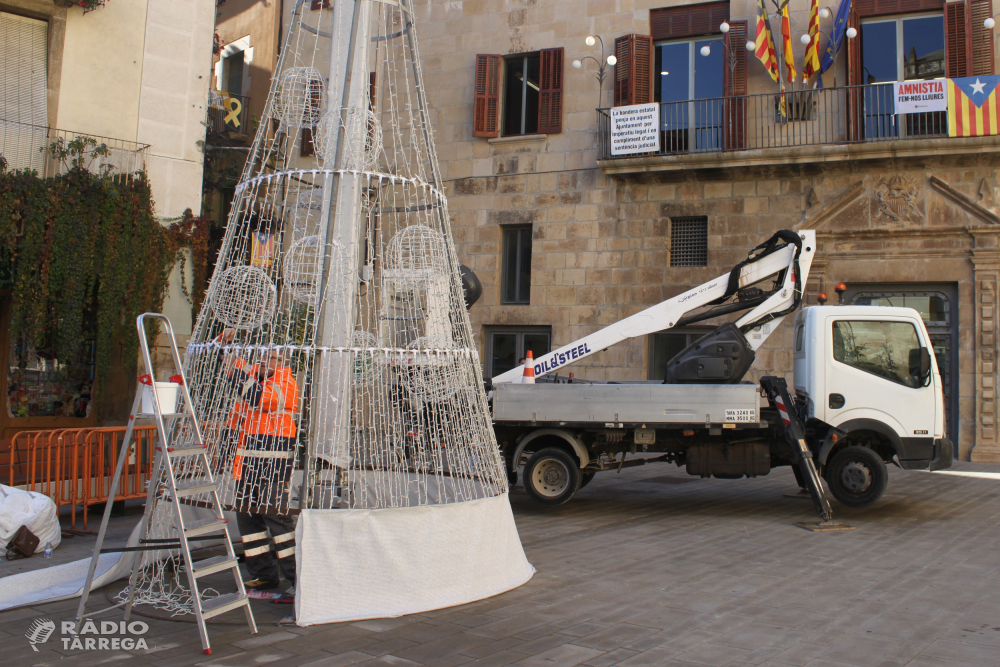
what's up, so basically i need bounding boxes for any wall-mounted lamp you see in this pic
[572,35,616,108]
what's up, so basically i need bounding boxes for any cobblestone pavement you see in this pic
[3,461,1000,667]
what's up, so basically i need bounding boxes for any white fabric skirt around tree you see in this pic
[294,491,534,626]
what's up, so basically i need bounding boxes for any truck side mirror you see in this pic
[909,347,931,384]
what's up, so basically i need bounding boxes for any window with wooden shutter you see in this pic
[854,0,944,15]
[613,35,654,107]
[970,0,994,75]
[473,54,501,138]
[722,20,747,150]
[538,47,563,133]
[945,1,971,77]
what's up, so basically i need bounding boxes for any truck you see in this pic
[488,230,953,522]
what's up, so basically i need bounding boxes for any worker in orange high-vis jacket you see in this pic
[221,346,299,603]
[215,329,246,474]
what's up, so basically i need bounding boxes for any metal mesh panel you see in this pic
[670,217,708,267]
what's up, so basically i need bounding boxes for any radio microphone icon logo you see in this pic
[25,618,56,651]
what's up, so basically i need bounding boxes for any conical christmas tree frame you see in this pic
[175,0,533,624]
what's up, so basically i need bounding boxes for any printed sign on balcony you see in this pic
[893,80,947,115]
[610,103,660,155]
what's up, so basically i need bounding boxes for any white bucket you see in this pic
[141,382,180,415]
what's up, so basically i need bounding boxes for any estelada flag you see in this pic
[948,75,1000,137]
[250,232,274,267]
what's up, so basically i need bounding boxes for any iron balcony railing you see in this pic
[0,119,150,177]
[598,83,948,161]
[207,92,251,136]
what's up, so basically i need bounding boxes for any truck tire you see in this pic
[524,448,581,506]
[824,446,888,508]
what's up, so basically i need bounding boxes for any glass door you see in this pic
[658,39,724,153]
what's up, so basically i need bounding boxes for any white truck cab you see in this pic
[793,305,951,470]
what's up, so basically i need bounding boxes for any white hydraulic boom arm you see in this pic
[491,230,816,384]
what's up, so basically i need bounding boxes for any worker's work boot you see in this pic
[244,578,280,591]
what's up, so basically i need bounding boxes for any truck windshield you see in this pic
[832,320,923,388]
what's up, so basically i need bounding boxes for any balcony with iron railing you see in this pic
[0,120,150,178]
[597,83,1000,175]
[207,92,252,140]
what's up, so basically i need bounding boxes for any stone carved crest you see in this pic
[874,175,920,224]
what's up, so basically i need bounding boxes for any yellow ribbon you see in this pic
[223,97,242,127]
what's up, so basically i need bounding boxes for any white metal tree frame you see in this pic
[128,0,533,624]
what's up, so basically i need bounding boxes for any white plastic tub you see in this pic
[141,382,180,415]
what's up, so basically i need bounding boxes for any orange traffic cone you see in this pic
[522,351,535,384]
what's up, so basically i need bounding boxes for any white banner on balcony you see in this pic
[893,80,947,114]
[610,103,660,155]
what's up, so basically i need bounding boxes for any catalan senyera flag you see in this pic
[250,232,274,267]
[802,0,821,81]
[755,0,779,83]
[947,76,1000,137]
[780,1,796,83]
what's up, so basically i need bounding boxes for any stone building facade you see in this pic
[412,0,1000,461]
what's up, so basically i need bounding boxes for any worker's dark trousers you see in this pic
[237,511,297,584]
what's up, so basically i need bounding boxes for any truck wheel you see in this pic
[824,446,888,508]
[524,448,581,506]
[579,471,596,489]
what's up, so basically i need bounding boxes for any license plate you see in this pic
[725,409,755,422]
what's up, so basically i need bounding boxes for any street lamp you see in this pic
[700,22,755,83]
[572,34,617,108]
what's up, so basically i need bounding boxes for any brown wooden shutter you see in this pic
[855,0,944,15]
[310,0,330,9]
[538,47,564,133]
[651,2,730,40]
[946,1,972,77]
[613,34,654,107]
[722,20,747,150]
[473,54,501,138]
[846,7,863,141]
[970,0,995,75]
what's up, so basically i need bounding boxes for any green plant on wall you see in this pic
[0,139,212,413]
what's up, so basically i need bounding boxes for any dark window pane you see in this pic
[502,226,531,304]
[523,333,550,360]
[660,43,690,103]
[693,40,723,100]
[861,21,897,83]
[903,16,944,80]
[491,333,518,378]
[832,320,922,388]
[651,333,691,381]
[518,227,532,303]
[524,54,540,135]
[225,52,244,96]
[503,57,525,136]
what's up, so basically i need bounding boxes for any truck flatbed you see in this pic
[492,382,765,429]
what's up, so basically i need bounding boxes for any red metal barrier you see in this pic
[7,426,158,530]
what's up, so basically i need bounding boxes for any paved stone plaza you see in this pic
[3,461,1000,667]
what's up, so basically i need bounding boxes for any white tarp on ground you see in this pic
[0,484,61,554]
[0,526,138,611]
[294,492,534,626]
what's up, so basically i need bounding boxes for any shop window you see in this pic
[473,49,563,138]
[501,225,532,304]
[8,333,95,419]
[670,217,708,267]
[649,328,711,380]
[486,327,551,379]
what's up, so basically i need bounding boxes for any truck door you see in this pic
[825,317,936,459]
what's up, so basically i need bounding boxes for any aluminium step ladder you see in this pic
[75,313,256,654]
